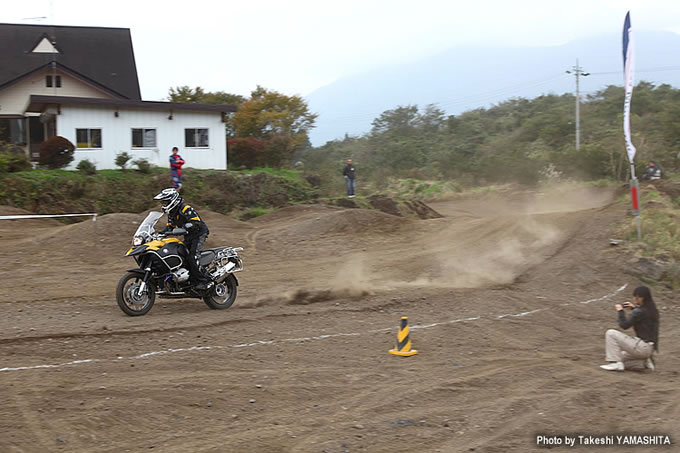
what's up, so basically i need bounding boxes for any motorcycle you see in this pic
[116,211,244,316]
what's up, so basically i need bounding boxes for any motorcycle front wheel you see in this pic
[116,272,156,316]
[203,274,237,309]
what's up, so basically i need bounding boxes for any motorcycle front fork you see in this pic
[137,268,152,297]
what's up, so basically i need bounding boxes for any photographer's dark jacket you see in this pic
[618,307,659,350]
[343,163,356,180]
[166,203,209,238]
[644,164,661,180]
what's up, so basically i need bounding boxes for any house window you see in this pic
[46,75,61,88]
[0,118,27,145]
[76,128,102,149]
[132,128,157,147]
[185,128,209,148]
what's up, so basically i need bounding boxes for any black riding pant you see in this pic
[185,233,209,283]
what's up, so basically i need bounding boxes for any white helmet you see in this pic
[153,188,182,213]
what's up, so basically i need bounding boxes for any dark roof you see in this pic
[0,23,141,100]
[26,95,238,114]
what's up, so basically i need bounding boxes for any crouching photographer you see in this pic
[600,286,659,372]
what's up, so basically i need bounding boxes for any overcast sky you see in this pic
[3,0,680,101]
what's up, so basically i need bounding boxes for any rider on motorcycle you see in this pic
[153,188,211,290]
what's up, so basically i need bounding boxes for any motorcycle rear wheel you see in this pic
[203,274,237,309]
[116,272,156,316]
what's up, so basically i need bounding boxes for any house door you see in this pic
[29,116,45,160]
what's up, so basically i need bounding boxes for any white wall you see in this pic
[56,105,227,170]
[0,70,114,115]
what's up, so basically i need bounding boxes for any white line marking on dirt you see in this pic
[411,316,481,330]
[497,309,546,319]
[0,284,629,373]
[580,284,628,304]
[0,359,98,372]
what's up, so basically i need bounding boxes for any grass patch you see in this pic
[372,178,463,201]
[233,167,303,181]
[1,167,318,217]
[238,207,273,221]
[618,188,680,261]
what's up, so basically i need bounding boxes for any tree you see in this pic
[418,104,446,133]
[371,105,419,135]
[227,137,268,169]
[168,86,246,138]
[168,86,207,103]
[168,86,246,106]
[39,136,75,169]
[232,86,317,147]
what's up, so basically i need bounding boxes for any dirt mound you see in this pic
[8,209,253,254]
[324,196,443,220]
[429,184,617,218]
[0,206,76,241]
[261,209,411,242]
[368,195,442,219]
[134,208,251,231]
[648,179,680,200]
[199,209,252,229]
[0,205,62,225]
[247,204,342,225]
[0,205,35,216]
[15,213,142,256]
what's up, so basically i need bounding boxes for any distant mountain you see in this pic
[306,31,680,146]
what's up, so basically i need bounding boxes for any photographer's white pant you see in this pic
[605,329,654,370]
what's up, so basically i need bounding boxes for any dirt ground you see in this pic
[0,185,678,453]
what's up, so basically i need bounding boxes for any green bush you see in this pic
[133,158,152,174]
[115,152,132,170]
[76,159,97,175]
[0,148,32,173]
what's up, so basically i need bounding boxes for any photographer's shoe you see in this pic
[600,362,624,371]
[645,357,655,371]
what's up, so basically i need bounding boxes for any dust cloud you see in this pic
[243,184,616,305]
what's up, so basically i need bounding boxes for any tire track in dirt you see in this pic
[0,284,626,373]
[7,375,58,451]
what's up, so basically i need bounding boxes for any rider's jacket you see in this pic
[166,202,209,238]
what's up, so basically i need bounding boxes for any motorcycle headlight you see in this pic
[133,236,143,246]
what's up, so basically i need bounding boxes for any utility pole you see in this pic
[565,59,589,150]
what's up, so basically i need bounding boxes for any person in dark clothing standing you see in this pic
[343,158,356,198]
[642,161,661,180]
[600,286,659,371]
[153,188,211,290]
[169,147,185,190]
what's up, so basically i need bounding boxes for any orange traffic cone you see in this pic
[389,316,418,356]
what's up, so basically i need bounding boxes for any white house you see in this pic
[0,23,236,169]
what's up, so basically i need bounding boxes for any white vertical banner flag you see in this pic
[622,11,636,163]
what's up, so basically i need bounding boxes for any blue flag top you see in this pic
[622,11,636,165]
[622,12,631,71]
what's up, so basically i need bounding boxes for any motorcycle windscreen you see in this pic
[135,211,164,238]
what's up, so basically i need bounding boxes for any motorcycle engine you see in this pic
[173,268,190,283]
